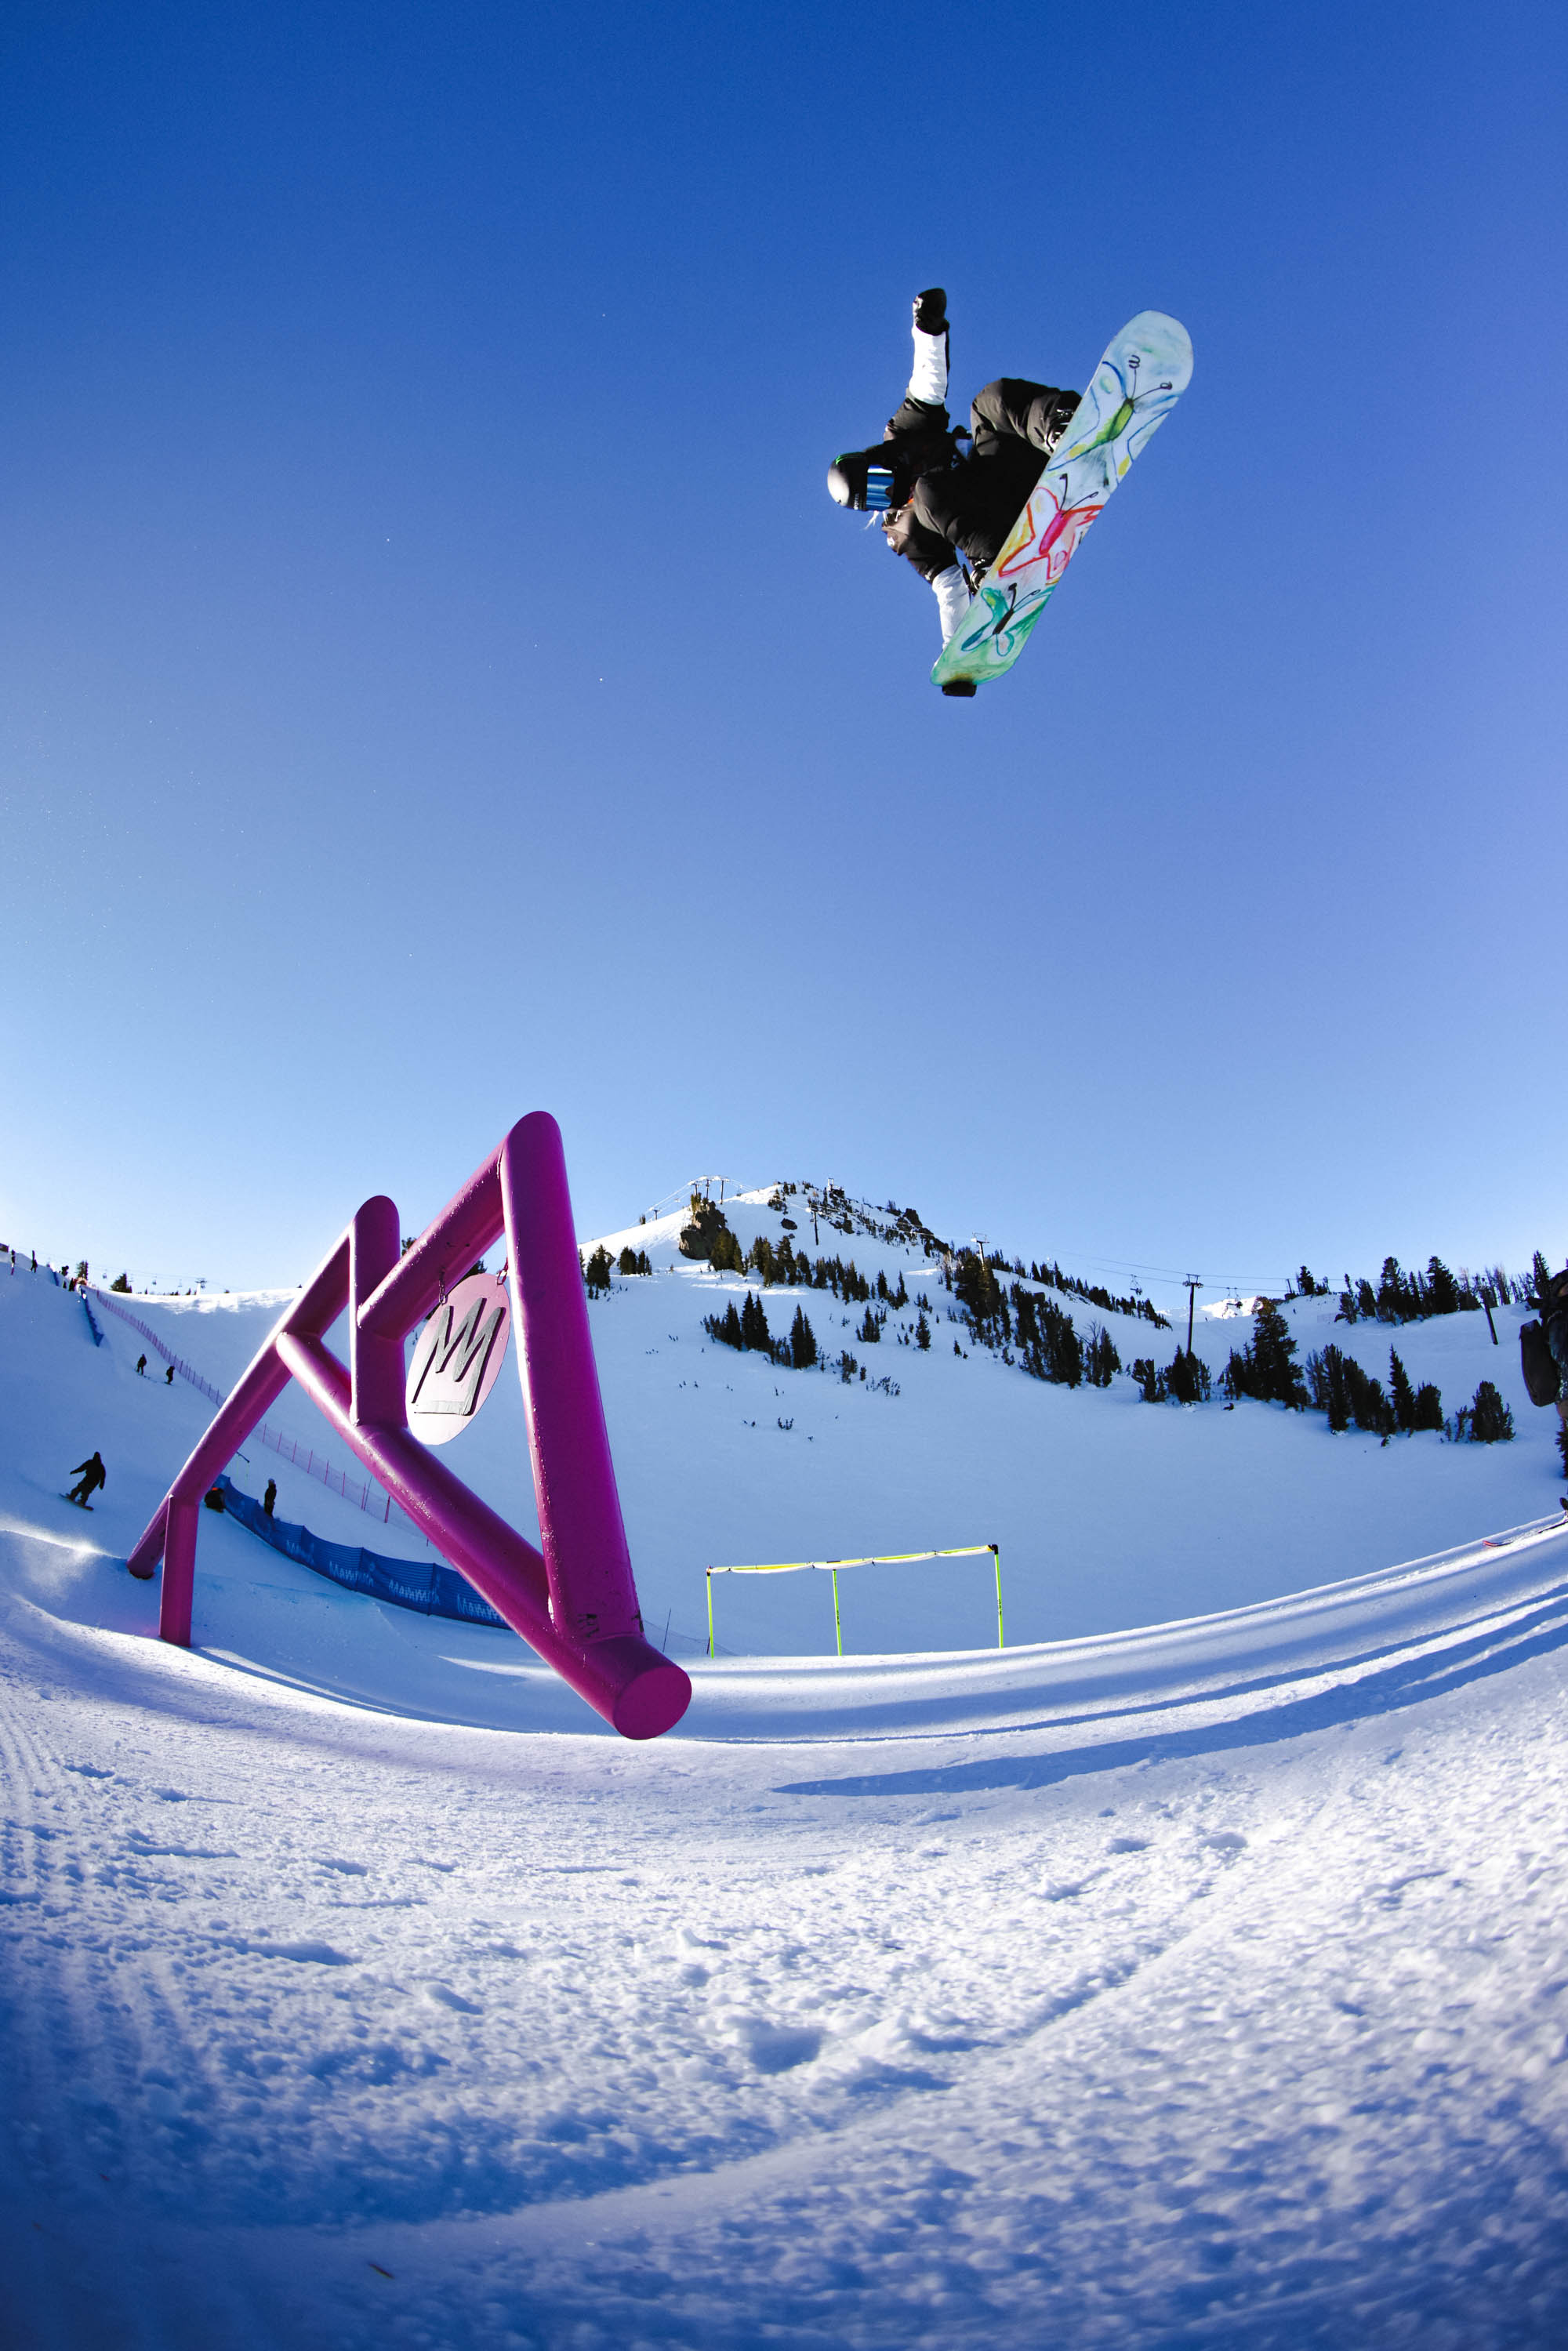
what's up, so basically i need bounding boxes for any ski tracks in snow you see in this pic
[216,1685,1568,2351]
[4,1522,1568,2346]
[0,1620,268,2348]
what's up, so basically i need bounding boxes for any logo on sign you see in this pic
[406,1272,511,1446]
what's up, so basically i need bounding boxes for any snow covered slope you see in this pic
[3,1208,1567,2346]
[20,1181,1565,1667]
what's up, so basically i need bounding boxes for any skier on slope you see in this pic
[67,1451,106,1507]
[826,289,1081,696]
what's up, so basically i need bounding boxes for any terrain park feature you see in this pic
[933,310,1192,695]
[706,1543,1003,1658]
[125,1112,691,1740]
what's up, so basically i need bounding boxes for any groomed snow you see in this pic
[3,1215,1567,2346]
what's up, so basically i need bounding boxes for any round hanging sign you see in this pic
[405,1271,512,1446]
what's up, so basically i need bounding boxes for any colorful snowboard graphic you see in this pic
[931,310,1192,695]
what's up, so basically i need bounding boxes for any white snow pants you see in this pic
[906,324,971,646]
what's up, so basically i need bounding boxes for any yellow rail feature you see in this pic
[705,1545,1002,1659]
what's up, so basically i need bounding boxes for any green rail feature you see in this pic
[705,1544,1003,1660]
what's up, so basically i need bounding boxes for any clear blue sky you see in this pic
[3,0,1563,1310]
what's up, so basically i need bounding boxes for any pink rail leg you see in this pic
[501,1112,641,1645]
[162,1497,198,1646]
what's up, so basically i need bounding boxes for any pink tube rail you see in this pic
[125,1114,690,1740]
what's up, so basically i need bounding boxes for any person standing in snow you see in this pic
[67,1451,106,1506]
[826,288,1080,695]
[1537,1264,1568,1466]
[263,1478,278,1518]
[136,1353,147,1376]
[165,1364,175,1386]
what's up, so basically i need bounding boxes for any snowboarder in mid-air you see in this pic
[67,1452,106,1507]
[827,289,1082,695]
[829,290,1192,696]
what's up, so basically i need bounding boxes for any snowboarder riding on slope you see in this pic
[67,1451,106,1506]
[827,289,1080,695]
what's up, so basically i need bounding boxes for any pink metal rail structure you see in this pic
[127,1114,691,1740]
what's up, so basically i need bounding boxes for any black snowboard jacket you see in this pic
[1544,1278,1568,1380]
[883,377,1081,580]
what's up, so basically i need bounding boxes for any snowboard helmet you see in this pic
[827,449,906,512]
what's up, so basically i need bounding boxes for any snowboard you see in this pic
[60,1493,95,1511]
[931,310,1192,695]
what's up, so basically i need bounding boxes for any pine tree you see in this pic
[1165,1349,1210,1403]
[916,1310,931,1351]
[1377,1257,1407,1322]
[1413,1381,1443,1431]
[1388,1348,1417,1434]
[1250,1301,1306,1406]
[583,1246,613,1296]
[1040,1300,1083,1386]
[740,1291,771,1352]
[704,1301,743,1350]
[1305,1344,1350,1429]
[1344,1359,1396,1435]
[713,1226,744,1275]
[1426,1257,1461,1316]
[110,1272,131,1293]
[789,1307,817,1370]
[1465,1380,1514,1442]
[953,1250,1003,1334]
[858,1305,881,1344]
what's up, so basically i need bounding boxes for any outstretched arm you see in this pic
[907,287,949,407]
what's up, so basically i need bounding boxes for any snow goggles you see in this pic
[862,464,896,510]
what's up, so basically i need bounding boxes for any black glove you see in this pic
[913,288,948,333]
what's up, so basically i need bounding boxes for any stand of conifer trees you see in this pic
[702,1291,819,1371]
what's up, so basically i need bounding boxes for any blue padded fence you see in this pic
[213,1475,508,1628]
[82,1295,103,1346]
